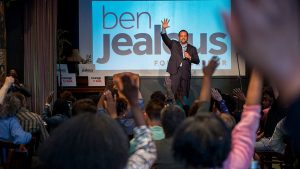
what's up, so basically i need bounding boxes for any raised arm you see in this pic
[223,69,263,169]
[198,56,219,102]
[190,47,200,64]
[161,18,172,49]
[190,57,219,115]
[0,76,14,104]
[120,73,156,169]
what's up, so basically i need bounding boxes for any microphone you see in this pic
[183,46,187,59]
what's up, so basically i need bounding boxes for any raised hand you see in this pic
[211,88,223,102]
[104,90,117,118]
[161,18,170,29]
[46,91,54,104]
[120,72,145,126]
[223,0,300,103]
[232,88,246,102]
[202,56,220,76]
[4,76,14,87]
[120,73,139,105]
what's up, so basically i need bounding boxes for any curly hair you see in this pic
[0,93,21,118]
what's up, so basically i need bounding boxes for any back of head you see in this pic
[146,99,164,122]
[53,99,71,117]
[60,90,76,102]
[38,113,129,169]
[161,105,186,138]
[12,92,26,108]
[150,91,166,104]
[72,99,97,116]
[173,113,231,168]
[0,93,21,118]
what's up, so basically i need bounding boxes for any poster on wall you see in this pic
[88,74,105,86]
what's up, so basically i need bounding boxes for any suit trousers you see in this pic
[170,67,190,98]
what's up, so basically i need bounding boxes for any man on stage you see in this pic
[161,18,200,98]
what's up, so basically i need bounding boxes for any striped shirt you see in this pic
[16,109,49,142]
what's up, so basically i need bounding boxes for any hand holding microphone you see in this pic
[184,52,192,61]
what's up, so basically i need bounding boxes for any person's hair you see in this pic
[52,99,71,117]
[116,98,128,116]
[146,100,164,122]
[38,113,129,169]
[178,30,189,37]
[161,105,186,137]
[72,99,97,116]
[173,112,231,168]
[60,90,76,102]
[12,92,26,108]
[150,91,166,104]
[0,93,21,118]
[262,86,275,100]
[88,94,101,105]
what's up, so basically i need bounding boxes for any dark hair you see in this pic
[0,93,21,118]
[161,105,186,137]
[178,30,189,37]
[72,99,97,116]
[38,113,129,169]
[60,90,76,102]
[173,113,231,168]
[116,98,128,116]
[12,92,26,108]
[150,91,166,104]
[53,99,71,117]
[146,100,164,121]
[262,86,275,100]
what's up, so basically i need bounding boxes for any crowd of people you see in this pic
[0,0,300,168]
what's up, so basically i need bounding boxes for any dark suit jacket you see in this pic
[161,33,200,77]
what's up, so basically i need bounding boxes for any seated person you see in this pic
[42,98,71,133]
[0,77,31,144]
[154,105,186,169]
[130,99,165,154]
[14,92,49,143]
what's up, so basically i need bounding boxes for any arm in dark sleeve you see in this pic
[41,106,61,127]
[191,47,200,64]
[19,84,32,97]
[161,32,172,50]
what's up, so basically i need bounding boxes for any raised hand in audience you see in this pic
[223,0,300,103]
[232,88,246,102]
[120,73,145,126]
[246,69,263,106]
[189,57,219,116]
[198,56,219,102]
[211,88,223,102]
[103,90,117,119]
[46,91,54,105]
